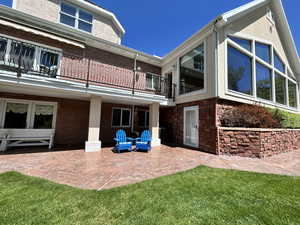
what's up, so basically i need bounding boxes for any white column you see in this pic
[85,96,102,152]
[149,102,161,147]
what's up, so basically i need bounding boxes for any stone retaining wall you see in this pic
[218,127,300,158]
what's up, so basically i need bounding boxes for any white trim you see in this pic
[59,1,94,34]
[183,106,199,148]
[0,98,57,129]
[111,107,131,128]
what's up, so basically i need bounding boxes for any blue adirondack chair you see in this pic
[114,129,133,153]
[135,130,152,152]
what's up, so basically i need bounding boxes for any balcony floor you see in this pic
[0,145,299,190]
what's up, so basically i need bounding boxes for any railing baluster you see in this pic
[86,57,90,88]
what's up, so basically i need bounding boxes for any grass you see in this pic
[0,166,299,225]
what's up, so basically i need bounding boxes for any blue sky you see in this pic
[1,0,299,57]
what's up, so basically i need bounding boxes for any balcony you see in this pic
[0,36,175,99]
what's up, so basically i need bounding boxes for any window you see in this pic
[10,41,36,70]
[0,35,62,76]
[1,99,57,129]
[39,50,59,76]
[227,45,252,95]
[275,73,286,105]
[4,102,29,129]
[112,108,131,127]
[60,2,93,33]
[179,43,205,95]
[274,51,285,73]
[33,105,54,129]
[256,62,272,101]
[255,42,271,64]
[0,37,7,62]
[146,73,161,90]
[288,81,297,108]
[138,111,149,127]
[229,36,251,52]
[227,35,297,110]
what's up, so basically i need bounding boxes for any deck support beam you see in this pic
[85,96,102,152]
[149,102,161,147]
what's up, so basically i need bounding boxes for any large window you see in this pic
[0,37,7,62]
[256,62,272,100]
[1,100,56,129]
[112,108,131,127]
[227,46,252,95]
[60,2,93,33]
[227,35,298,109]
[179,43,205,95]
[255,42,271,64]
[146,73,161,90]
[33,105,54,129]
[274,51,285,73]
[0,36,61,76]
[275,73,286,105]
[4,102,29,129]
[288,81,297,108]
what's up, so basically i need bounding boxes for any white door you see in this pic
[184,106,199,147]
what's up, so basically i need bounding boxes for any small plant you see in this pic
[268,108,300,129]
[220,104,281,128]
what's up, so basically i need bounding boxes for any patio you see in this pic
[0,145,299,190]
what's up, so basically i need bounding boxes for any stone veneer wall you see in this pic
[218,128,300,158]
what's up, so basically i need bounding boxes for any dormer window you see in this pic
[60,2,93,33]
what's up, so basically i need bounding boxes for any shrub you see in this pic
[220,104,281,128]
[267,108,300,129]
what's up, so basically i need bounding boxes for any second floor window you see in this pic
[0,36,61,77]
[60,3,93,33]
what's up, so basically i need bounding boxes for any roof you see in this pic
[83,0,106,10]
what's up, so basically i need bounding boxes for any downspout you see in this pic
[131,105,135,133]
[213,20,220,154]
[132,53,139,95]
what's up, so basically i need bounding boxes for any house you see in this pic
[0,0,299,154]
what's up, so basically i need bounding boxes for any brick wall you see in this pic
[161,98,218,154]
[0,92,90,147]
[218,128,300,158]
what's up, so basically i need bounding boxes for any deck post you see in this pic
[85,96,102,152]
[149,102,161,147]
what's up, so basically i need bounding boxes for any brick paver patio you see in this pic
[0,145,299,190]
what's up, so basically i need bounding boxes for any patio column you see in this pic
[85,96,102,152]
[149,102,161,147]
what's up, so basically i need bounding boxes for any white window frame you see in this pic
[0,33,62,75]
[177,40,207,98]
[225,32,299,111]
[146,73,161,90]
[0,98,57,129]
[111,107,131,128]
[59,1,93,34]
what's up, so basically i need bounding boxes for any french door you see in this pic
[183,106,199,147]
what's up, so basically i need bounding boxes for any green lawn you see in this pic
[0,166,299,225]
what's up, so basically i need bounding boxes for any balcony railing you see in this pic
[0,36,175,99]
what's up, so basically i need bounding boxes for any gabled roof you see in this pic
[163,0,300,79]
